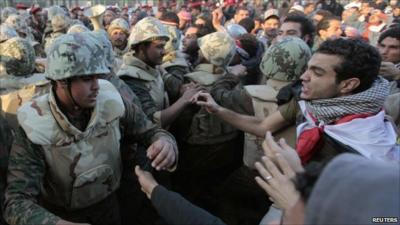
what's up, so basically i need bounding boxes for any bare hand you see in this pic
[254,155,300,210]
[193,92,221,114]
[179,84,204,106]
[263,131,303,173]
[228,64,248,77]
[135,166,159,199]
[380,62,400,80]
[212,7,224,31]
[147,138,177,171]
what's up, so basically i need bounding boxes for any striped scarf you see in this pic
[305,77,390,125]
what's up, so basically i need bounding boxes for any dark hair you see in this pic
[316,38,381,93]
[196,24,214,38]
[316,16,340,33]
[284,15,316,46]
[159,11,180,25]
[315,9,333,18]
[237,33,259,57]
[294,162,325,202]
[378,27,400,44]
[238,17,255,33]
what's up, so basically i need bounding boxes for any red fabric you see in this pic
[16,3,28,9]
[30,6,42,14]
[296,112,373,165]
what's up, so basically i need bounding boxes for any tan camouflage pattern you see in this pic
[67,24,90,33]
[88,30,116,70]
[51,14,70,33]
[0,24,18,42]
[4,14,29,35]
[128,17,169,47]
[162,23,181,53]
[260,36,311,82]
[107,18,130,34]
[0,37,35,76]
[197,32,236,68]
[4,80,125,225]
[45,32,110,80]
[47,5,67,21]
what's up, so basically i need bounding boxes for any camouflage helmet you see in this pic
[1,7,17,22]
[260,36,311,82]
[128,17,169,47]
[89,30,115,68]
[0,37,35,76]
[47,5,67,21]
[0,24,18,42]
[4,14,29,35]
[197,32,236,67]
[67,24,90,33]
[46,32,110,80]
[107,18,130,35]
[52,14,70,33]
[163,23,181,53]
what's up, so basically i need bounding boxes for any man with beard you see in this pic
[107,18,130,58]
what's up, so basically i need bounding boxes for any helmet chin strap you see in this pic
[63,79,81,111]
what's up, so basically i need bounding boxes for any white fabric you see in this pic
[298,101,398,161]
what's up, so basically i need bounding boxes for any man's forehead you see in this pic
[185,27,198,35]
[381,37,400,46]
[309,53,342,66]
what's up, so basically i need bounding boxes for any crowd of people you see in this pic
[0,0,399,224]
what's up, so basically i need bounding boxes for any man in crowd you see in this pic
[197,38,397,163]
[3,32,178,225]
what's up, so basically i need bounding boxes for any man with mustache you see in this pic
[3,32,178,225]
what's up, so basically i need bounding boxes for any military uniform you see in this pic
[107,18,130,59]
[0,37,48,128]
[44,14,70,52]
[3,32,177,225]
[210,37,311,225]
[161,22,191,103]
[0,115,13,225]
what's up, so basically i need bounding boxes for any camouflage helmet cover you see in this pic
[107,18,130,34]
[4,14,29,34]
[67,23,89,34]
[0,24,18,42]
[162,23,181,53]
[197,32,236,67]
[1,7,18,22]
[128,17,169,47]
[0,37,35,76]
[88,30,115,68]
[47,5,67,21]
[46,32,110,80]
[260,36,311,82]
[51,14,71,33]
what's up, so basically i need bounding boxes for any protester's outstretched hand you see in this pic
[179,83,205,106]
[147,138,177,171]
[263,131,303,173]
[193,92,222,114]
[135,166,159,199]
[212,7,225,32]
[380,61,400,80]
[228,64,248,77]
[254,155,300,211]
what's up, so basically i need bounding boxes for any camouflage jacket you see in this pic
[118,54,168,125]
[161,51,191,104]
[0,115,13,225]
[3,80,177,225]
[182,64,240,145]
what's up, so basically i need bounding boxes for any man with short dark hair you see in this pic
[197,38,397,164]
[278,15,315,47]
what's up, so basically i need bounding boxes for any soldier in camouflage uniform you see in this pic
[0,115,13,225]
[159,12,192,103]
[3,32,178,225]
[0,36,48,128]
[107,18,130,58]
[170,32,245,220]
[193,36,311,225]
[118,17,200,128]
[44,14,70,52]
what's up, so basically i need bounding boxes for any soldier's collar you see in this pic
[194,63,226,75]
[122,54,159,77]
